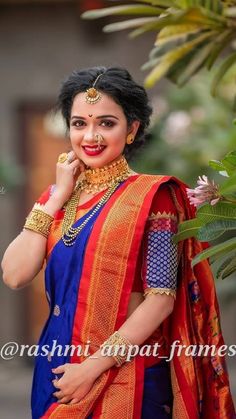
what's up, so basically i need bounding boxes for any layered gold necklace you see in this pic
[61,155,134,246]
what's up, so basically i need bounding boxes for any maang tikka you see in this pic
[85,73,104,104]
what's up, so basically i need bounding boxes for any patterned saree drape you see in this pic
[31,174,235,419]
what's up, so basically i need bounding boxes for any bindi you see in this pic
[88,114,93,117]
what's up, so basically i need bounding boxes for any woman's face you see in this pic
[69,92,140,168]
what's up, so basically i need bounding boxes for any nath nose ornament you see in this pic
[95,133,104,150]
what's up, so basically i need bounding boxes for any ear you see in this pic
[128,120,140,138]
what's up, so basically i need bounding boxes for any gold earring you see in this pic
[126,134,135,145]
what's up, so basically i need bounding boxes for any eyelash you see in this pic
[72,120,115,128]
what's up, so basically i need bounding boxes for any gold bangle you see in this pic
[24,208,54,239]
[101,331,134,367]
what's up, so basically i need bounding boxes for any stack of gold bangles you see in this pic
[23,152,70,238]
[23,203,54,238]
[101,331,134,367]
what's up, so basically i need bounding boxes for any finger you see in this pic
[53,390,64,399]
[68,159,81,170]
[69,398,79,405]
[52,379,61,389]
[52,365,65,374]
[67,150,76,163]
[58,396,71,404]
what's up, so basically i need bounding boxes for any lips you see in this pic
[82,145,107,156]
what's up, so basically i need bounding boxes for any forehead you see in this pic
[71,92,124,117]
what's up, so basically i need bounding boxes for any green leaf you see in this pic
[173,218,202,243]
[166,47,197,82]
[204,0,223,14]
[144,30,217,87]
[197,219,236,241]
[211,52,236,97]
[191,236,236,266]
[127,0,173,6]
[102,17,159,32]
[216,253,236,280]
[219,171,229,177]
[221,150,236,174]
[81,5,164,19]
[142,43,177,71]
[206,29,233,70]
[155,23,204,46]
[129,24,160,38]
[209,152,236,176]
[177,40,215,85]
[198,6,226,24]
[179,6,226,25]
[219,172,236,195]
[103,10,192,34]
[197,202,236,223]
[208,159,225,171]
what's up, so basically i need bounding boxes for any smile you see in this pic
[82,145,107,156]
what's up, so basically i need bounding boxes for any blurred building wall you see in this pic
[0,3,156,344]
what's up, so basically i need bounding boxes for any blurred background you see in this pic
[0,1,235,418]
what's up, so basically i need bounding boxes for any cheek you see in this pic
[112,127,127,145]
[69,129,82,144]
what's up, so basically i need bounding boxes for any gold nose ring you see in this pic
[95,133,104,149]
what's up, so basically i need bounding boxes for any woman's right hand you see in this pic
[53,150,86,206]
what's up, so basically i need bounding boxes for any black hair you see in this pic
[57,66,152,160]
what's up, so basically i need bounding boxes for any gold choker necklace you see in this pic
[79,155,132,194]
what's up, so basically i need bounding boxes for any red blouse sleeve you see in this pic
[141,183,179,299]
[35,184,55,205]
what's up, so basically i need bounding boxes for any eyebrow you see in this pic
[71,115,119,121]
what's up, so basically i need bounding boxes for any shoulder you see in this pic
[136,173,187,193]
[139,174,188,218]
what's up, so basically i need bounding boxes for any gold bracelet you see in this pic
[101,331,134,367]
[24,207,54,239]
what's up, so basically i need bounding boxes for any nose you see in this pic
[83,126,96,143]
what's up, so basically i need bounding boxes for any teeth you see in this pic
[84,146,104,152]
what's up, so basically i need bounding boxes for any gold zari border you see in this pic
[144,287,176,300]
[148,211,178,222]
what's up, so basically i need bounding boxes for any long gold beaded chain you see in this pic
[61,180,84,238]
[61,181,120,247]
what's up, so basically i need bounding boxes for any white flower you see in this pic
[186,175,221,208]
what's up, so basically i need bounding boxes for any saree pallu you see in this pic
[31,174,235,419]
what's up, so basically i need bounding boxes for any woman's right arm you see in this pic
[1,151,84,290]
[1,193,65,290]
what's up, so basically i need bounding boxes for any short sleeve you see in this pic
[35,184,56,205]
[141,183,179,299]
[24,184,56,220]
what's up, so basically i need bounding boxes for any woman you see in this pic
[1,66,235,419]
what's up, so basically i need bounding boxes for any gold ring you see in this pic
[58,153,68,163]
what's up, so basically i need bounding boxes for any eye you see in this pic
[100,120,115,128]
[71,119,86,128]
